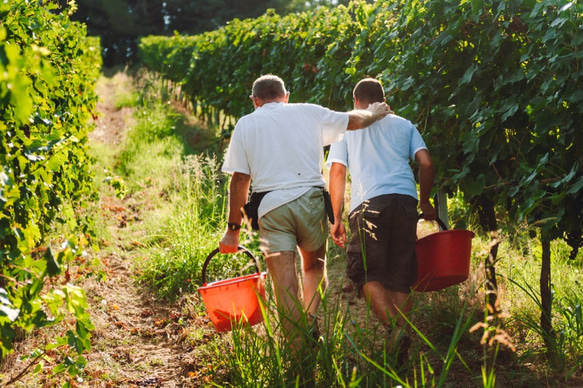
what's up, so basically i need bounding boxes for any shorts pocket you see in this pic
[361,201,388,219]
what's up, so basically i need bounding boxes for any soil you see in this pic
[67,72,205,387]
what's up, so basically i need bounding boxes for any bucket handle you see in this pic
[418,213,448,231]
[201,246,260,285]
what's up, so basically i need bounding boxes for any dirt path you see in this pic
[82,73,196,387]
[1,72,203,387]
[82,247,187,387]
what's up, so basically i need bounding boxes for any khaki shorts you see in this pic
[259,188,328,254]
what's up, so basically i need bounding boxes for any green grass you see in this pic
[101,72,264,302]
[103,71,583,387]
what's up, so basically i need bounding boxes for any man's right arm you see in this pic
[346,102,392,130]
[219,172,251,253]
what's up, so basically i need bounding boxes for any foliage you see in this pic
[381,0,582,250]
[0,0,101,381]
[138,0,582,346]
[59,0,361,66]
[139,0,582,250]
[139,3,380,133]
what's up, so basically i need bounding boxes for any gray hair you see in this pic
[252,74,287,100]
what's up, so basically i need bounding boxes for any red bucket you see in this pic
[413,217,475,292]
[197,246,267,332]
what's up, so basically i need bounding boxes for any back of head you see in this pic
[353,78,385,107]
[252,74,288,101]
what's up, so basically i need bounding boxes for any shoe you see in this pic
[385,324,411,367]
[308,313,322,345]
[395,331,412,366]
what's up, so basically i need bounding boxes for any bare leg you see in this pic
[265,251,303,341]
[361,281,412,328]
[362,281,413,364]
[361,281,395,326]
[389,290,412,328]
[298,243,327,317]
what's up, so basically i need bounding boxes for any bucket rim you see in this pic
[197,271,267,292]
[417,229,475,243]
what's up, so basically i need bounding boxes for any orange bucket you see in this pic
[197,246,267,332]
[414,217,475,292]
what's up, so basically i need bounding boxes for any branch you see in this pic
[5,351,45,386]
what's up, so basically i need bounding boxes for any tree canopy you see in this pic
[59,0,357,67]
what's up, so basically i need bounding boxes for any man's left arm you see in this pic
[415,149,437,221]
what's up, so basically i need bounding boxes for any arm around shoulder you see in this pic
[346,102,391,130]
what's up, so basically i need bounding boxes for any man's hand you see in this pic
[367,101,393,118]
[330,221,347,248]
[219,229,240,253]
[419,200,437,221]
[347,102,393,130]
[220,172,250,254]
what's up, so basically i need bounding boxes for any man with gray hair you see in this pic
[219,74,391,354]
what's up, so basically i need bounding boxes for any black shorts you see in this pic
[346,194,418,293]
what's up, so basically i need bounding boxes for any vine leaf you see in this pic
[44,248,61,276]
[0,289,20,322]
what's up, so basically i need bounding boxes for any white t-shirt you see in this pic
[222,102,349,217]
[326,114,427,213]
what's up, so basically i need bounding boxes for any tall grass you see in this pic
[111,72,265,301]
[206,283,481,387]
[500,240,583,381]
[113,73,582,387]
